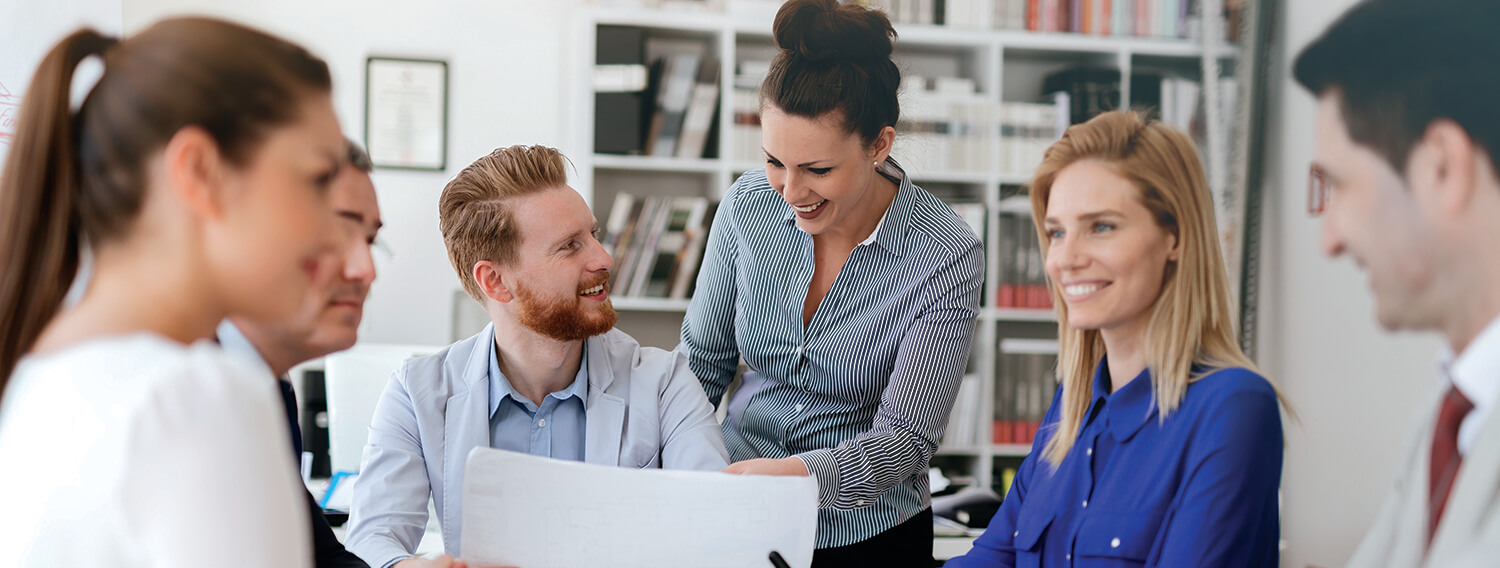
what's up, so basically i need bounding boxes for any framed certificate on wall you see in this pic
[364,56,448,171]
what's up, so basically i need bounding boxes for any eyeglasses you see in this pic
[1308,164,1329,216]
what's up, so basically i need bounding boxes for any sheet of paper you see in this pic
[460,447,818,568]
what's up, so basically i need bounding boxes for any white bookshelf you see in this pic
[568,2,1242,494]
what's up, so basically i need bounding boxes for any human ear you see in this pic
[162,126,228,221]
[473,260,514,304]
[869,125,896,166]
[1410,119,1478,218]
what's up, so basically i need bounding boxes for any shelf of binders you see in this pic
[992,337,1061,448]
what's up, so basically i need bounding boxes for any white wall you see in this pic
[122,0,585,345]
[1258,1,1443,566]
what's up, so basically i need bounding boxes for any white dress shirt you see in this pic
[1438,314,1500,456]
[0,334,310,567]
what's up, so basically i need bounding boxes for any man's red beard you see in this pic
[512,275,617,342]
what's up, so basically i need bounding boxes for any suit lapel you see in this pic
[583,334,625,466]
[1397,415,1435,567]
[442,324,495,556]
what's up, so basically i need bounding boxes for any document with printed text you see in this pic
[460,447,819,568]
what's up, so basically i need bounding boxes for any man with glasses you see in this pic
[1297,1,1500,566]
[218,139,383,568]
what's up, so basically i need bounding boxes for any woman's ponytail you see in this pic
[0,29,118,389]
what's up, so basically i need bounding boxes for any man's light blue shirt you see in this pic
[486,340,587,461]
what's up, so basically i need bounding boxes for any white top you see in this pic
[0,334,310,567]
[1438,313,1500,456]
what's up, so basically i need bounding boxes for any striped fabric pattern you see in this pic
[680,160,984,548]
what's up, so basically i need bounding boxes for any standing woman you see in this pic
[944,111,1288,567]
[680,0,984,564]
[0,18,346,567]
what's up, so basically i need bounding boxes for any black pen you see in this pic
[768,550,792,568]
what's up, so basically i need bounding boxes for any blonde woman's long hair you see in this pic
[1030,111,1289,467]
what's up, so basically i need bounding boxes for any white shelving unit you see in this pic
[568,3,1240,493]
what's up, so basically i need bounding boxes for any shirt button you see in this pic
[1086,447,1093,456]
[1111,537,1121,548]
[1013,531,1019,537]
[1082,500,1088,508]
[795,404,804,412]
[857,499,866,507]
[537,418,547,427]
[1066,554,1072,561]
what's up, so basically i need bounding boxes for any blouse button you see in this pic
[1111,537,1121,548]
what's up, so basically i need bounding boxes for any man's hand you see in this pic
[393,555,516,568]
[722,457,810,476]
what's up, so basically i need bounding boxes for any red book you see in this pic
[1100,0,1111,35]
[1136,0,1151,37]
[1027,0,1040,31]
[1082,0,1093,34]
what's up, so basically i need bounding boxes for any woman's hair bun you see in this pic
[773,0,896,66]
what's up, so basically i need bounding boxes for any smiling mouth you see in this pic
[792,199,828,213]
[580,283,607,297]
[1063,283,1108,298]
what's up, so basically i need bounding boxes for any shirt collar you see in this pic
[1439,313,1500,422]
[215,320,276,379]
[1091,356,1157,442]
[780,157,915,256]
[487,339,590,417]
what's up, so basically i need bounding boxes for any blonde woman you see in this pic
[944,111,1288,567]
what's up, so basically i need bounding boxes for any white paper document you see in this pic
[460,447,819,568]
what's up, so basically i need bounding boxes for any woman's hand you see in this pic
[722,457,810,476]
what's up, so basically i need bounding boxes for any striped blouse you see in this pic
[680,160,984,548]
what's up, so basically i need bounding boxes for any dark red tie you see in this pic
[1429,385,1475,545]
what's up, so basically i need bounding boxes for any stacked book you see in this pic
[730,85,763,164]
[593,26,721,159]
[601,193,716,299]
[996,93,1070,179]
[864,0,1238,40]
[941,374,984,449]
[896,76,994,176]
[993,339,1060,445]
[994,195,1051,310]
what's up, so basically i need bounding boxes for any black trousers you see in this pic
[811,508,934,568]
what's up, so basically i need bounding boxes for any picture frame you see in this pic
[364,56,449,171]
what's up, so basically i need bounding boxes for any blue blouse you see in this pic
[944,359,1283,567]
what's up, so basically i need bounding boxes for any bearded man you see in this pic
[345,145,729,568]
